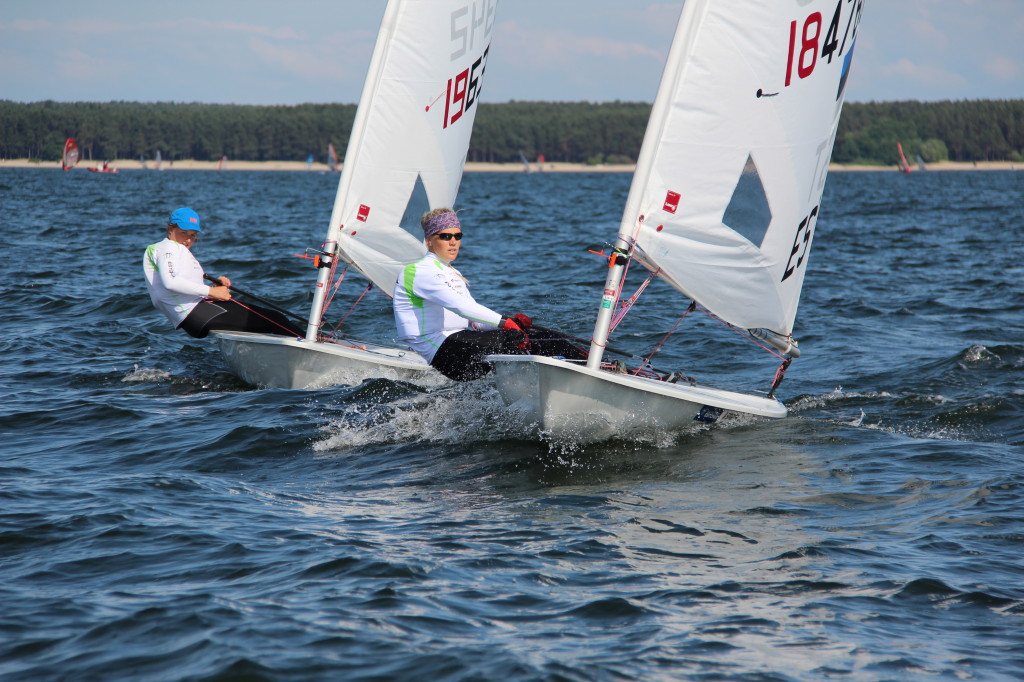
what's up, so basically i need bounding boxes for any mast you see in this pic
[586,0,707,370]
[304,0,404,342]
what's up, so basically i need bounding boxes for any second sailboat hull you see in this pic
[487,355,787,443]
[213,331,436,389]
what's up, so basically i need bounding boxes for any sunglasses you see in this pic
[434,232,463,241]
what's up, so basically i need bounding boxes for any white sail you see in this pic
[325,0,497,295]
[621,0,863,335]
[215,0,498,389]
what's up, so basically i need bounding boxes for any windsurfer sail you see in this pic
[327,144,339,172]
[897,142,912,173]
[62,138,79,171]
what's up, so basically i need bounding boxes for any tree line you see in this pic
[1,99,1022,166]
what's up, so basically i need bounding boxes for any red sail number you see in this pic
[785,12,822,86]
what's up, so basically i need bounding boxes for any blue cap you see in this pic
[168,207,202,232]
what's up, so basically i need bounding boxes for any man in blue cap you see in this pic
[143,207,303,339]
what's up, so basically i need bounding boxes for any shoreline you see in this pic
[0,158,1019,173]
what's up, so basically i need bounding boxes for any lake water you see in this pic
[1,167,1022,680]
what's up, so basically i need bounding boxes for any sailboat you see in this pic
[61,138,79,171]
[327,144,339,172]
[213,0,498,389]
[488,0,865,442]
[897,142,912,173]
[518,150,532,173]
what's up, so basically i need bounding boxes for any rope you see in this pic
[226,298,303,338]
[327,281,374,337]
[694,305,788,361]
[691,305,798,398]
[633,301,696,376]
[320,261,347,320]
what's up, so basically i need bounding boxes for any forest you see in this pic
[1,99,1022,167]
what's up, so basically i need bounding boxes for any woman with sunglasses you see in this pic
[393,208,582,381]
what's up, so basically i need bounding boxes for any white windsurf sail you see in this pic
[600,0,864,344]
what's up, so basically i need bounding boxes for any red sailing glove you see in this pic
[511,313,533,330]
[501,316,522,331]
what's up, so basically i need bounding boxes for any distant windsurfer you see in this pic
[143,207,303,339]
[393,208,584,381]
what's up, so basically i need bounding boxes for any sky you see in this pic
[1,0,1022,106]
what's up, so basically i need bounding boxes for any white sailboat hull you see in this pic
[488,355,786,442]
[213,331,435,389]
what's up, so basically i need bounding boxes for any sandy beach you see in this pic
[1,158,1019,172]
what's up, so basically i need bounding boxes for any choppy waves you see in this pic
[2,169,1023,680]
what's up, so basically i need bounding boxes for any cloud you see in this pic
[5,19,51,31]
[247,37,332,80]
[496,20,662,68]
[907,18,948,50]
[55,48,130,83]
[983,56,1019,81]
[881,58,968,89]
[187,19,301,42]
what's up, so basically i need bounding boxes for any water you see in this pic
[1,167,1022,680]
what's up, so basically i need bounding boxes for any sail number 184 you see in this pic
[785,0,864,87]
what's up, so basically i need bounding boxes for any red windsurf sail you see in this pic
[62,138,80,171]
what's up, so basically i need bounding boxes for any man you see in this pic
[143,207,303,339]
[393,208,584,381]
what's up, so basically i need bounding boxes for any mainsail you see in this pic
[62,138,79,171]
[897,142,912,173]
[617,0,863,338]
[315,0,496,307]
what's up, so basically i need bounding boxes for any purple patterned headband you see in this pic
[422,210,461,238]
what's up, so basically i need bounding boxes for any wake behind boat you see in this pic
[489,0,865,441]
[214,0,498,389]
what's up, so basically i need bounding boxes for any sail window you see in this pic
[399,174,432,241]
[722,155,772,248]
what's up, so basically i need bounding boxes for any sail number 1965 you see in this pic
[442,1,496,129]
[443,45,489,129]
[785,0,864,87]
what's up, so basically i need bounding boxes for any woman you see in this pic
[393,208,583,381]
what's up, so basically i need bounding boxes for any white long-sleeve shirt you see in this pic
[393,252,502,362]
[143,237,210,327]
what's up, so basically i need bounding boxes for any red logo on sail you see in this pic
[357,204,371,222]
[663,191,681,214]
